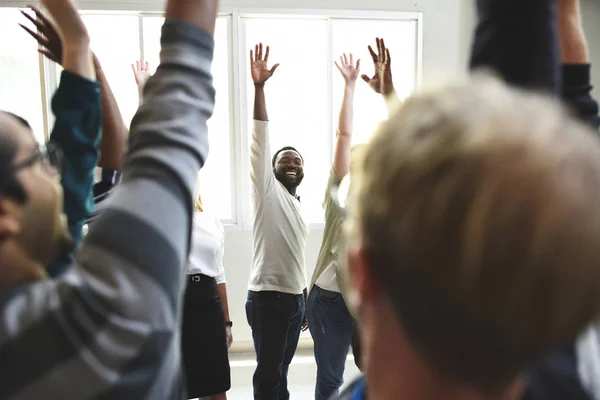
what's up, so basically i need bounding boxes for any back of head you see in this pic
[347,76,600,394]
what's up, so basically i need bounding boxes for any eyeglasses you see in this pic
[12,142,63,176]
[329,174,351,217]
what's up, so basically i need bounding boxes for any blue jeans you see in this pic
[307,285,355,400]
[246,291,305,400]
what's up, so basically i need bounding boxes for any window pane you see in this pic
[331,19,418,145]
[81,14,141,127]
[143,17,233,220]
[0,8,45,142]
[243,18,330,223]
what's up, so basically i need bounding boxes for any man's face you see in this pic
[0,114,72,276]
[274,150,304,191]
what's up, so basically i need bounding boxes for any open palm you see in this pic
[335,53,360,83]
[250,43,279,84]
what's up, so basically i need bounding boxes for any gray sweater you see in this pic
[0,20,214,400]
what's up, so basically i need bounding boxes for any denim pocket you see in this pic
[316,288,342,304]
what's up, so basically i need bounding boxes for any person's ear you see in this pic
[346,240,379,314]
[0,197,22,239]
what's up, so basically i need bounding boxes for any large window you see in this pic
[243,17,330,222]
[241,16,418,223]
[143,16,234,221]
[81,14,141,127]
[0,6,421,225]
[0,8,45,142]
[330,19,418,145]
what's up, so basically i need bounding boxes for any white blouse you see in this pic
[187,211,226,284]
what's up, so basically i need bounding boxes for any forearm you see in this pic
[62,40,95,82]
[333,82,355,178]
[470,0,560,94]
[217,283,231,321]
[338,82,355,134]
[254,84,268,121]
[558,1,589,64]
[165,0,218,35]
[47,71,101,278]
[94,56,127,170]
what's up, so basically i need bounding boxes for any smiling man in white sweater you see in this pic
[245,42,309,400]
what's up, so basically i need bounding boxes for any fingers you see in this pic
[269,63,280,75]
[19,23,50,47]
[343,53,348,65]
[38,48,58,63]
[385,48,391,66]
[356,59,361,71]
[131,63,136,75]
[368,44,378,63]
[349,53,353,66]
[144,61,149,71]
[264,45,270,62]
[20,10,46,33]
[258,43,263,60]
[27,4,52,28]
[334,61,342,74]
[361,74,371,83]
[250,49,254,63]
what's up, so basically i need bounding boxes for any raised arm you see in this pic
[94,55,128,170]
[0,0,218,396]
[557,0,600,129]
[20,5,101,278]
[469,0,560,94]
[362,38,398,114]
[333,53,359,178]
[250,43,279,197]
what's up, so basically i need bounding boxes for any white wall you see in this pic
[0,0,475,348]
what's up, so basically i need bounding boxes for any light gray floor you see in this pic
[194,348,361,399]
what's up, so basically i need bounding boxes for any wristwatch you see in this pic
[225,321,233,328]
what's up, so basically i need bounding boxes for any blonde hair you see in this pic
[346,75,600,394]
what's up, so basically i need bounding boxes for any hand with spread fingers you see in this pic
[361,37,395,97]
[19,4,63,64]
[335,53,361,84]
[132,60,152,90]
[250,43,280,85]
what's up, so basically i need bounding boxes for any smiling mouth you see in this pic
[285,171,297,178]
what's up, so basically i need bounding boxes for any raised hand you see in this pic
[335,53,360,84]
[19,5,63,64]
[39,0,90,48]
[361,37,394,96]
[250,43,279,85]
[131,60,152,89]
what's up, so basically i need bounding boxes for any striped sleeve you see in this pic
[0,20,214,400]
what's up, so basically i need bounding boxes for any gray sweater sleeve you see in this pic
[0,21,214,400]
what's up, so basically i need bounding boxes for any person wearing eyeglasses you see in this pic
[0,0,217,398]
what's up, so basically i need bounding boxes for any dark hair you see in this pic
[271,146,304,168]
[0,111,29,203]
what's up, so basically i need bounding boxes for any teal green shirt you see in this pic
[46,70,102,277]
